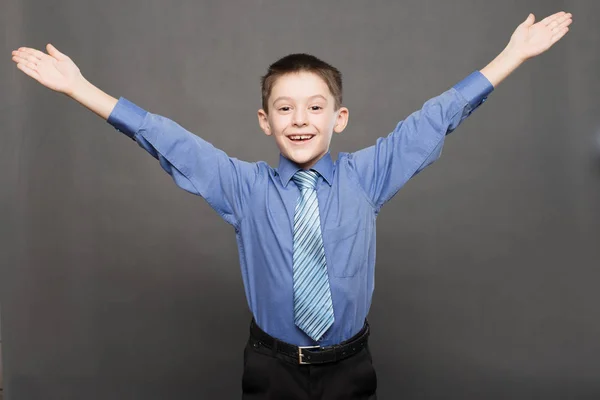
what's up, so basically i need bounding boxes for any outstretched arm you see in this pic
[348,11,572,210]
[481,11,572,88]
[11,44,258,227]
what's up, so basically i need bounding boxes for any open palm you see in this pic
[509,12,572,60]
[11,44,82,95]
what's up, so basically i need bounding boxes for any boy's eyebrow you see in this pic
[272,95,328,104]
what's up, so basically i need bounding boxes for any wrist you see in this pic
[480,47,525,88]
[500,43,528,66]
[65,75,118,120]
[66,75,91,99]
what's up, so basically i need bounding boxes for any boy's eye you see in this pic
[310,106,323,111]
[279,107,291,112]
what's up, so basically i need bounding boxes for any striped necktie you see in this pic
[291,169,334,342]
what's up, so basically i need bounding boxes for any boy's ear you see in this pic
[257,109,272,136]
[334,107,349,134]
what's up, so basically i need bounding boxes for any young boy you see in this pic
[11,11,572,400]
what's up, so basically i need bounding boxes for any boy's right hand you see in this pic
[12,44,83,96]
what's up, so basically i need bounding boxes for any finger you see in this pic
[13,51,40,65]
[557,14,573,28]
[553,18,573,32]
[548,19,560,30]
[550,27,569,45]
[12,55,38,70]
[47,43,68,61]
[11,55,27,64]
[17,47,46,60]
[16,62,41,81]
[551,12,572,28]
[558,12,572,23]
[541,11,566,26]
[522,13,535,27]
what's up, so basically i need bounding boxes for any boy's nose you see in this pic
[292,109,308,127]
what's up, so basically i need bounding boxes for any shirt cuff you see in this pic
[107,97,148,140]
[452,71,494,110]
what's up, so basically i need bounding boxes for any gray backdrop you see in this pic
[2,0,600,399]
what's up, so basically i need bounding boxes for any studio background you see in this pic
[2,0,600,398]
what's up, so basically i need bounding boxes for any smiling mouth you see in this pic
[287,134,315,143]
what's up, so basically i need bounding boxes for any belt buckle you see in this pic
[298,345,321,365]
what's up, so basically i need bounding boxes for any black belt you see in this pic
[249,318,370,365]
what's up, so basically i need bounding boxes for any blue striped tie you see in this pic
[291,169,334,342]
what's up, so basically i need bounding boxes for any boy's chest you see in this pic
[241,177,375,278]
[254,178,372,233]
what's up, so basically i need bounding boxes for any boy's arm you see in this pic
[12,44,258,227]
[347,73,491,210]
[347,11,572,210]
[107,97,259,227]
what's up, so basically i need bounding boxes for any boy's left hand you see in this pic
[506,12,572,62]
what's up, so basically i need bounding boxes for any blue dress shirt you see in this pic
[107,71,493,346]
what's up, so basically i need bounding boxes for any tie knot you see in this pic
[292,169,319,190]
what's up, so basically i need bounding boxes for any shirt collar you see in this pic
[277,152,334,188]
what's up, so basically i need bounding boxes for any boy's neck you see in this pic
[282,152,331,170]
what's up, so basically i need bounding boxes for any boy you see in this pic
[11,11,572,400]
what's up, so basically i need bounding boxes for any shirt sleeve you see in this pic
[347,71,493,210]
[107,98,258,227]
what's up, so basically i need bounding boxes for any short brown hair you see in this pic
[261,53,343,113]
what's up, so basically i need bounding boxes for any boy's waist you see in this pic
[248,318,370,365]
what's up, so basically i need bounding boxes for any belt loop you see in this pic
[271,338,279,356]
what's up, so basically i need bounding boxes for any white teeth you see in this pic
[289,135,313,140]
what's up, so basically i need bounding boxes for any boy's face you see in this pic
[258,71,349,169]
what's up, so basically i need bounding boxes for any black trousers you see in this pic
[241,321,377,400]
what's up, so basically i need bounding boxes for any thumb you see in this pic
[46,43,67,60]
[522,13,535,27]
